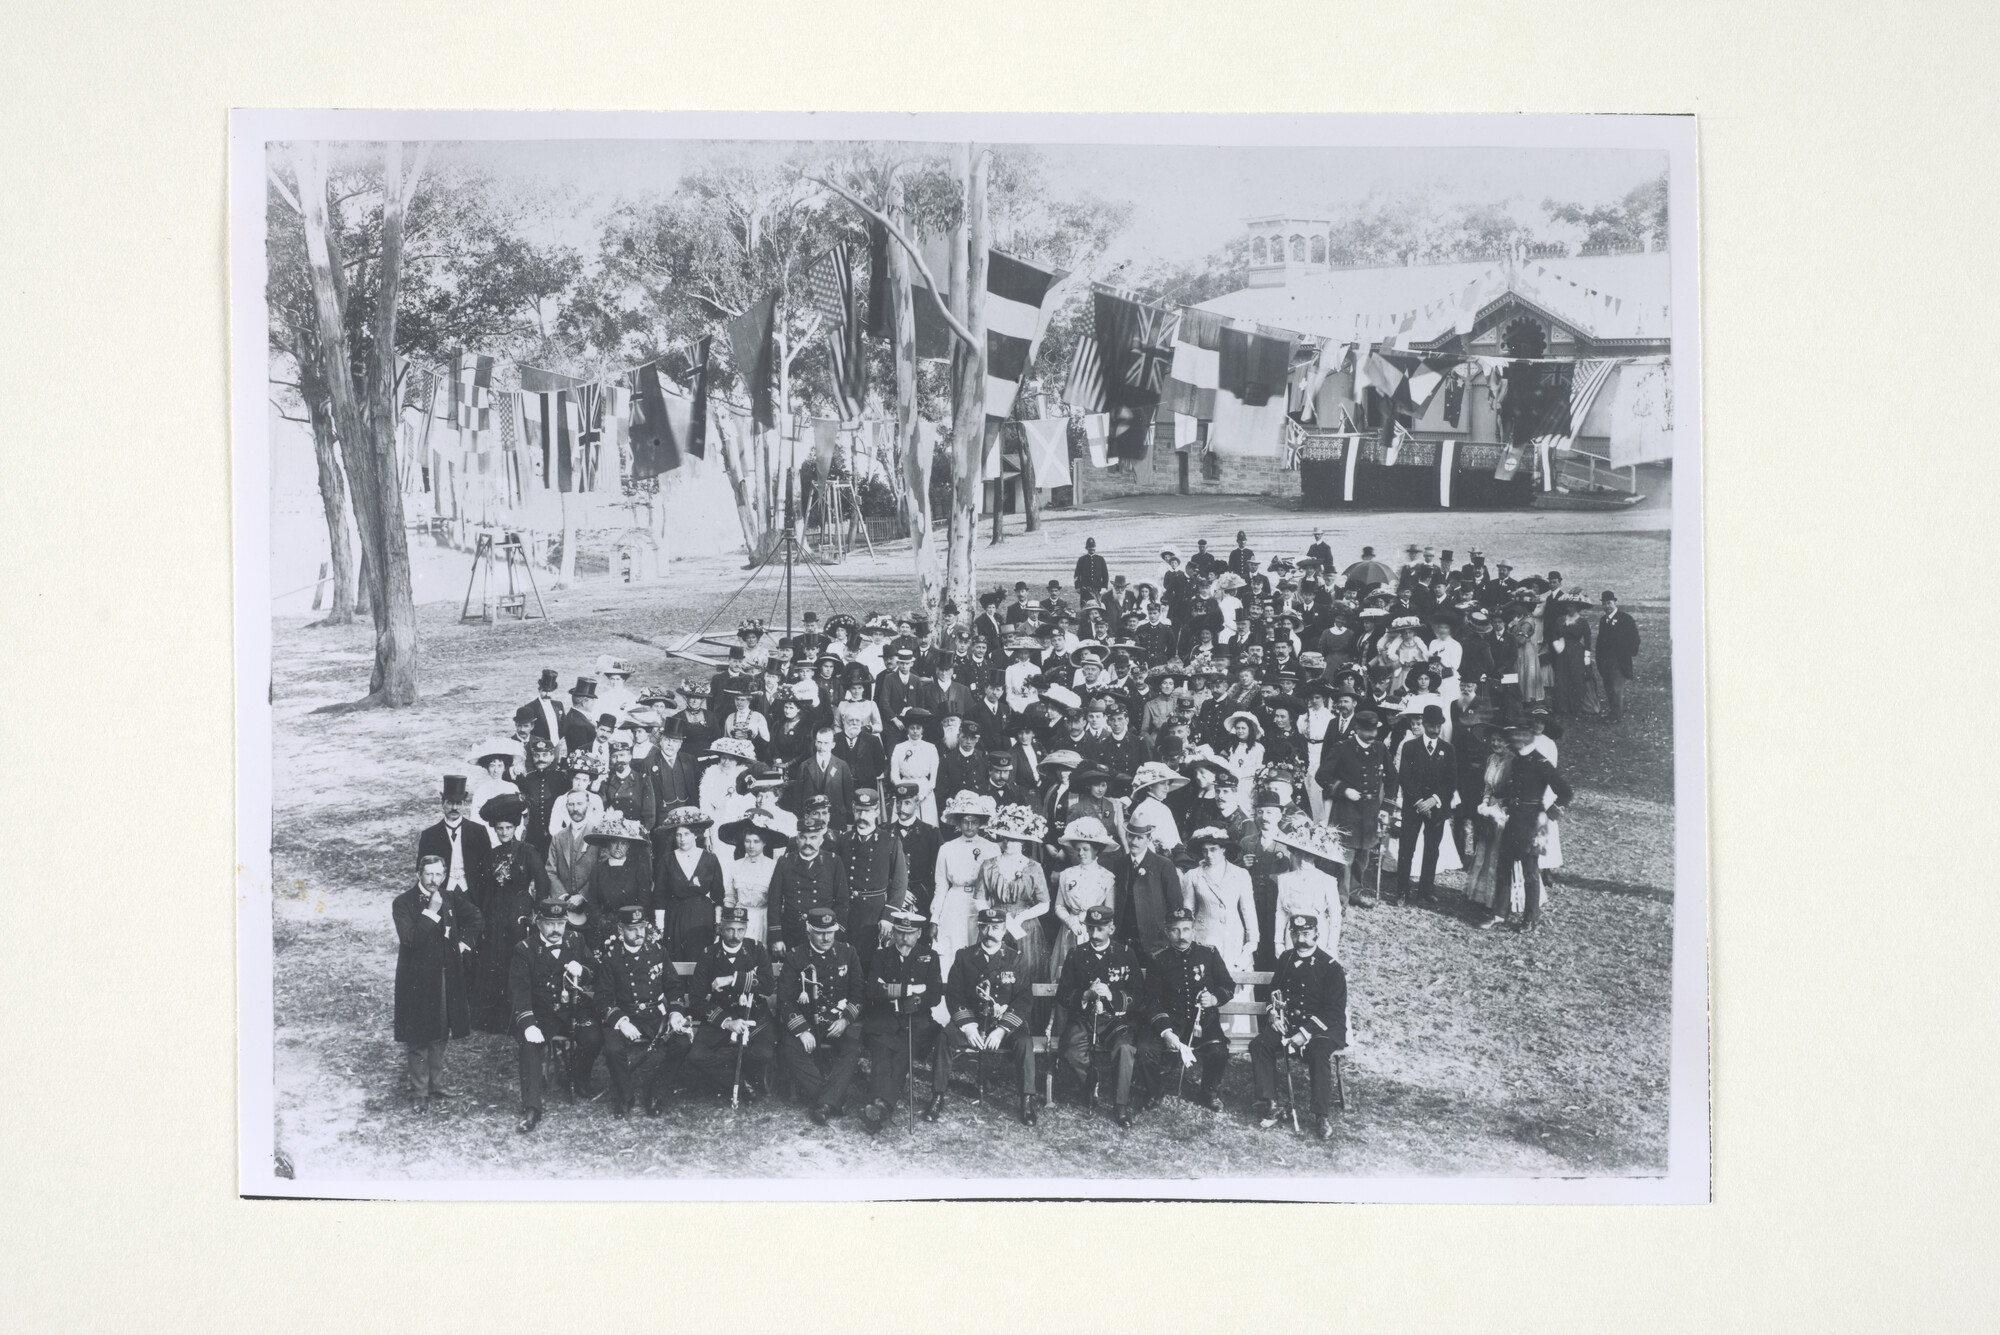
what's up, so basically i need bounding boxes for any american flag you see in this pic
[1062,334,1105,412]
[809,246,865,422]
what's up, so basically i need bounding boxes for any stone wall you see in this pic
[1071,426,1299,503]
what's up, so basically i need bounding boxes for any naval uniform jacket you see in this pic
[945,941,1032,1035]
[690,938,776,1030]
[1055,939,1144,1031]
[863,940,945,1030]
[892,818,942,918]
[595,939,689,1035]
[507,934,599,1040]
[836,825,909,914]
[1267,948,1347,1048]
[780,941,866,1038]
[1146,942,1235,1044]
[515,766,572,853]
[768,851,851,954]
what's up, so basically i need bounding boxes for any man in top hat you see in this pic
[835,788,908,947]
[507,898,604,1133]
[768,813,850,957]
[888,782,941,924]
[1305,529,1334,573]
[520,668,568,751]
[1393,703,1457,904]
[637,710,701,813]
[858,907,944,1132]
[1073,535,1111,600]
[686,906,779,1100]
[1596,591,1641,722]
[1055,904,1145,1126]
[790,724,856,832]
[595,904,693,1116]
[393,853,484,1111]
[556,678,602,756]
[966,669,1012,751]
[1107,812,1184,954]
[1481,717,1575,931]
[1250,913,1347,1139]
[778,907,867,1125]
[1142,907,1236,1110]
[874,642,923,745]
[791,610,831,662]
[926,907,1039,1126]
[1318,709,1391,906]
[417,774,494,913]
[708,648,755,733]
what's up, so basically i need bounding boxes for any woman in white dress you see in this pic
[1181,825,1259,976]
[698,737,757,836]
[1125,762,1188,856]
[977,805,1052,981]
[931,791,998,963]
[1221,712,1267,816]
[465,738,524,827]
[1300,682,1336,825]
[889,708,941,825]
[717,814,787,946]
[1049,818,1119,983]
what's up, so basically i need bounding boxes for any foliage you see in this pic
[1543,172,1669,252]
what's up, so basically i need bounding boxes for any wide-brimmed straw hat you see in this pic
[987,803,1048,844]
[1224,710,1265,740]
[585,816,652,848]
[706,736,757,763]
[1130,761,1189,794]
[941,790,997,821]
[1058,817,1117,848]
[1272,812,1350,866]
[717,811,793,851]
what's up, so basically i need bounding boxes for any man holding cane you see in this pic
[1251,914,1348,1140]
[1055,905,1143,1127]
[1141,907,1235,1110]
[506,899,603,1135]
[858,908,943,1133]
[595,904,693,1118]
[686,907,778,1102]
[926,907,1038,1126]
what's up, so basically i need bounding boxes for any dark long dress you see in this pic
[472,838,549,1033]
[1551,616,1596,717]
[656,847,726,961]
[393,886,484,1045]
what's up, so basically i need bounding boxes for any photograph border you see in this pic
[231,106,1707,1203]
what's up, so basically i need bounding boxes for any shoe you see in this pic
[809,1104,829,1127]
[922,1094,944,1123]
[1194,1090,1220,1111]
[1316,1114,1334,1141]
[428,1085,459,1099]
[516,1108,542,1135]
[1255,1102,1279,1130]
[1354,895,1377,910]
[1479,915,1504,931]
[1020,1096,1038,1127]
[644,1099,663,1118]
[611,1101,630,1119]
[1115,1106,1133,1129]
[412,1095,431,1116]
[860,1101,887,1135]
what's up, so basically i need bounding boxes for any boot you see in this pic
[1114,1105,1133,1129]
[922,1093,944,1122]
[1019,1094,1038,1127]
[516,1107,542,1135]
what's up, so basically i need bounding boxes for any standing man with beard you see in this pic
[836,788,908,948]
[393,854,483,1112]
[514,737,569,859]
[889,782,942,926]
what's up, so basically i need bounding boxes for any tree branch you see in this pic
[267,165,301,215]
[808,175,976,350]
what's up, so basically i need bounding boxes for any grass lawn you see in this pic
[266,492,1680,1186]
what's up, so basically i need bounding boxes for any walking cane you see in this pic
[1176,997,1203,1100]
[904,1011,916,1117]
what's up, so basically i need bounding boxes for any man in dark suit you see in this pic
[393,854,484,1110]
[972,592,1007,658]
[874,644,923,744]
[1003,582,1034,627]
[835,789,909,948]
[1073,536,1110,600]
[889,783,941,922]
[831,713,888,799]
[928,659,972,729]
[557,678,601,756]
[1186,538,1223,581]
[1596,591,1641,722]
[1305,529,1335,573]
[1393,704,1457,903]
[417,775,495,918]
[519,668,566,749]
[513,738,568,857]
[791,725,856,831]
[1318,710,1390,905]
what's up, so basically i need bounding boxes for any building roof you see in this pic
[1197,249,1673,350]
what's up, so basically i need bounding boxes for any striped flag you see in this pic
[810,246,866,422]
[1062,334,1105,412]
[983,250,1066,419]
[1163,306,1222,419]
[519,389,582,492]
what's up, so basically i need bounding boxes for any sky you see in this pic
[436,138,1668,272]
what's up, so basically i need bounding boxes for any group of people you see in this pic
[393,527,1638,1142]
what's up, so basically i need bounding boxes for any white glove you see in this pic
[1177,1040,1197,1067]
[907,982,926,996]
[655,910,666,931]
[1343,788,1361,802]
[713,973,737,992]
[669,1013,692,1035]
[616,1017,642,1042]
[828,1016,849,1038]
[798,1030,817,1054]
[961,1023,982,1047]
[984,1029,1006,1052]
[564,960,584,980]
[524,1026,545,1044]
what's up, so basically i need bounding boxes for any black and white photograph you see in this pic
[232,110,1706,1201]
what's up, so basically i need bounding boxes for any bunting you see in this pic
[726,292,779,430]
[630,363,680,480]
[984,249,1066,419]
[1062,333,1105,412]
[1093,289,1179,458]
[1163,307,1223,419]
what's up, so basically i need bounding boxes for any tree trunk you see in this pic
[712,404,765,561]
[296,340,356,625]
[292,141,423,707]
[943,147,989,626]
[557,487,577,587]
[887,187,941,618]
[1022,390,1043,533]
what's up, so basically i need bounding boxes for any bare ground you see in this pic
[266,487,1680,1185]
